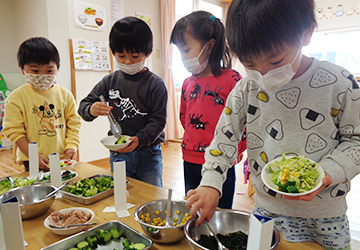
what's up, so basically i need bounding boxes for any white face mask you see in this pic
[245,48,302,90]
[117,61,145,75]
[182,42,209,75]
[25,73,57,90]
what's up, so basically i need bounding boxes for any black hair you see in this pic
[109,16,153,56]
[226,0,317,63]
[170,10,232,77]
[17,37,60,70]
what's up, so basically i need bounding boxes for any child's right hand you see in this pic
[186,186,220,227]
[38,154,50,171]
[89,102,113,117]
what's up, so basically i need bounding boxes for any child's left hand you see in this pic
[283,172,332,201]
[116,136,138,153]
[64,148,77,160]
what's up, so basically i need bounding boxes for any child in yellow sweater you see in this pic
[3,37,81,171]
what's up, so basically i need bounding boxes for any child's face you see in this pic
[242,44,302,77]
[114,51,148,65]
[22,61,58,75]
[175,31,210,66]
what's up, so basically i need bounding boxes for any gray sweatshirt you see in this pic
[200,58,360,218]
[78,68,167,149]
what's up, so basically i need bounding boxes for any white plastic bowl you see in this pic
[261,156,325,197]
[100,135,131,151]
[44,207,95,235]
[40,170,78,184]
[60,159,77,170]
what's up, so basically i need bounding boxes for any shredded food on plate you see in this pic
[50,209,91,227]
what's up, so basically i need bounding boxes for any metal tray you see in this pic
[41,220,153,250]
[60,174,114,205]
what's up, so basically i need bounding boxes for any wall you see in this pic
[0,0,162,162]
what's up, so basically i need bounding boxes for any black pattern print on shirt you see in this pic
[249,158,262,177]
[305,133,327,154]
[309,68,337,88]
[202,84,224,106]
[188,113,209,130]
[330,183,350,198]
[221,124,237,142]
[299,108,325,130]
[193,142,209,152]
[188,83,201,102]
[247,104,261,123]
[266,119,284,140]
[276,87,301,109]
[181,88,186,102]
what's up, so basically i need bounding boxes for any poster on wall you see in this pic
[74,1,107,32]
[135,12,151,27]
[111,0,124,26]
[92,41,111,71]
[72,39,93,70]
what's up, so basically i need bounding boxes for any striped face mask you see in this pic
[25,73,57,90]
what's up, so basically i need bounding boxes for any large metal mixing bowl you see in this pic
[134,199,190,243]
[0,184,56,220]
[185,209,280,250]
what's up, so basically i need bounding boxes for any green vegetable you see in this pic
[123,239,132,248]
[64,176,114,197]
[196,230,248,250]
[115,135,128,145]
[76,241,89,250]
[86,235,98,248]
[268,154,321,193]
[67,248,78,250]
[111,226,121,239]
[132,243,146,249]
[0,177,36,195]
[96,229,112,243]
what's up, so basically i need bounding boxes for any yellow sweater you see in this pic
[3,84,81,163]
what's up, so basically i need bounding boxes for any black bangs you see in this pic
[17,37,60,69]
[109,17,153,55]
[226,0,316,62]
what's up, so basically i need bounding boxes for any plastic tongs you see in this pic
[99,95,122,138]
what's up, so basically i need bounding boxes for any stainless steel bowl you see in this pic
[0,184,56,220]
[134,199,190,243]
[185,209,280,250]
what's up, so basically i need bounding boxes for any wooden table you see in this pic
[17,162,322,250]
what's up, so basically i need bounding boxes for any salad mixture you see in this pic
[0,177,35,195]
[268,154,322,193]
[115,135,128,145]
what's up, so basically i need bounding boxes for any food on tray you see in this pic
[95,17,103,26]
[50,209,92,228]
[61,160,73,168]
[268,154,321,193]
[64,176,114,197]
[66,226,146,250]
[115,135,129,145]
[139,209,191,227]
[0,177,35,195]
[196,230,248,250]
[40,170,77,182]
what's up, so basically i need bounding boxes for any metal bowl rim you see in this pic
[0,183,56,206]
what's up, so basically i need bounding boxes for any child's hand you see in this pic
[38,154,50,171]
[117,136,139,153]
[89,102,112,117]
[283,171,333,201]
[64,149,77,160]
[186,186,220,227]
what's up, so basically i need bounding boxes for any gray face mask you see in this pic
[117,61,145,75]
[181,42,209,75]
[245,48,302,90]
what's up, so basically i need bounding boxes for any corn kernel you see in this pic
[174,217,178,222]
[154,210,160,215]
[176,210,181,215]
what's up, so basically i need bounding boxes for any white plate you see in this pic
[60,159,77,170]
[40,170,78,184]
[100,135,131,151]
[261,156,325,197]
[44,207,95,235]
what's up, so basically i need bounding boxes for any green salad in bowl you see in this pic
[261,154,325,196]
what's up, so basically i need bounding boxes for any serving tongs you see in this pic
[99,95,122,138]
[49,222,97,229]
[0,176,14,188]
